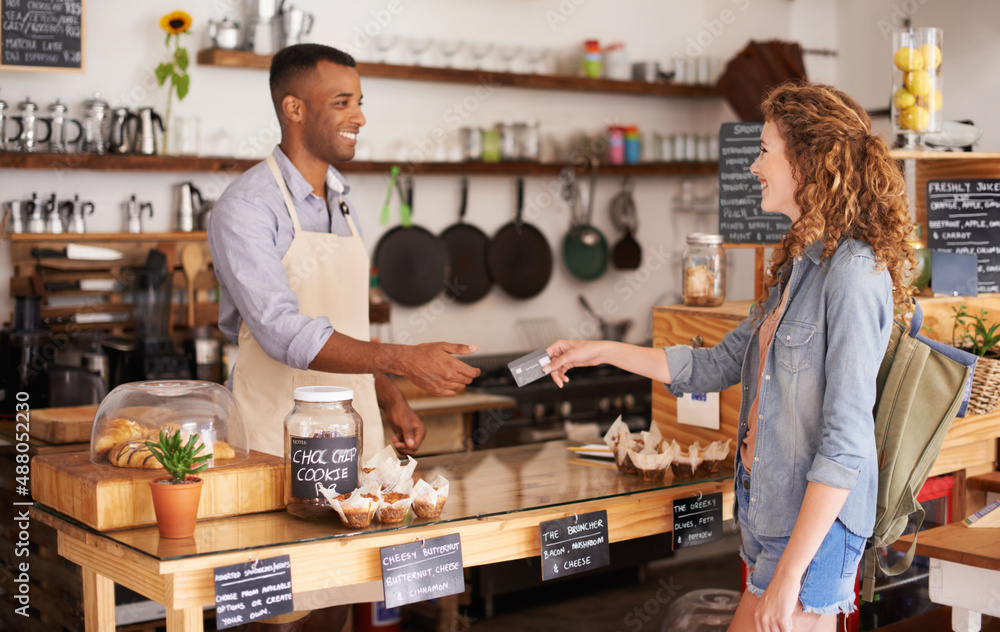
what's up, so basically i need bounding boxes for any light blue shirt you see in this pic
[208,146,363,371]
[665,238,893,538]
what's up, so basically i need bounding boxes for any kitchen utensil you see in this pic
[280,6,314,47]
[488,178,553,299]
[125,195,153,233]
[43,193,65,234]
[0,93,24,152]
[562,159,609,281]
[11,96,52,153]
[632,61,660,83]
[181,244,204,326]
[133,249,171,340]
[134,107,164,156]
[31,244,124,261]
[46,99,83,153]
[372,176,450,306]
[609,177,641,270]
[197,199,215,230]
[43,312,130,326]
[208,17,242,50]
[62,194,95,234]
[45,279,123,292]
[578,295,632,342]
[6,200,25,234]
[440,177,492,303]
[380,165,398,225]
[176,182,204,232]
[81,92,111,154]
[247,16,280,55]
[49,366,108,408]
[26,193,45,233]
[108,107,138,154]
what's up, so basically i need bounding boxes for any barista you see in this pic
[209,43,480,463]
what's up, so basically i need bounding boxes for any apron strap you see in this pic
[267,154,303,235]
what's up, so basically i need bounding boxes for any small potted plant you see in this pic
[952,304,1000,415]
[146,429,212,538]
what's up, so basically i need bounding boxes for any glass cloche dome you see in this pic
[90,380,249,469]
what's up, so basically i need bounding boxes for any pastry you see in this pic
[108,441,164,469]
[336,492,380,528]
[94,418,146,457]
[376,492,412,523]
[411,475,449,519]
[212,441,236,460]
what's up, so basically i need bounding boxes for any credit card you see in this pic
[507,348,551,387]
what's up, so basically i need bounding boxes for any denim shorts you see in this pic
[735,463,864,615]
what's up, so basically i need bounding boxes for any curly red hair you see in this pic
[758,82,915,314]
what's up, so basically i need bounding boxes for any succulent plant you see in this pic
[145,430,212,484]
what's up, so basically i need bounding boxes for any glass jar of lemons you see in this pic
[891,28,943,148]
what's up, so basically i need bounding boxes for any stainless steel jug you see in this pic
[44,193,65,234]
[11,97,52,153]
[125,195,153,233]
[26,193,45,234]
[134,107,164,156]
[47,99,83,153]
[81,92,111,155]
[280,7,314,48]
[208,18,241,49]
[176,182,204,232]
[62,194,95,234]
[6,200,25,234]
[0,95,24,152]
[108,107,138,154]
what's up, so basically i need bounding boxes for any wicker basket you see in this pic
[967,356,1000,416]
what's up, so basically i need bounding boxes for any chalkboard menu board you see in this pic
[1,0,84,71]
[673,492,723,549]
[540,510,610,581]
[926,178,1000,294]
[213,555,294,629]
[381,534,464,609]
[718,122,790,244]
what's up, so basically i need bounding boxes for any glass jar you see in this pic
[683,233,726,306]
[515,120,540,162]
[285,386,363,519]
[891,27,943,148]
[496,121,518,161]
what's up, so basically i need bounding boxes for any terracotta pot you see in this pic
[148,476,203,539]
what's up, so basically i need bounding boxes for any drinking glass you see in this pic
[438,40,464,68]
[468,42,493,70]
[498,45,522,73]
[374,34,397,63]
[408,37,433,66]
[525,47,551,74]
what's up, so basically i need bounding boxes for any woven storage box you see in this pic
[968,355,1000,416]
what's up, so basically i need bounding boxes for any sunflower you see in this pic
[159,10,193,35]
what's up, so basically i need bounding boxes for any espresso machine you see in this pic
[103,250,190,387]
[1,295,54,414]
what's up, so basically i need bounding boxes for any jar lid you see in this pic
[293,385,354,402]
[687,233,724,245]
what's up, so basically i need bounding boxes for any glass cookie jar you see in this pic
[284,386,363,519]
[683,233,726,306]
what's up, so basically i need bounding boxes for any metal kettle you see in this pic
[47,99,83,153]
[176,182,204,232]
[11,97,52,153]
[109,107,138,154]
[26,193,45,234]
[125,194,153,234]
[81,92,111,155]
[43,193,65,234]
[208,18,241,50]
[62,194,95,234]
[134,107,165,156]
[0,94,24,152]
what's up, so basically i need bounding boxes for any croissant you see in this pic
[94,418,147,457]
[145,423,183,441]
[108,441,164,469]
[213,441,236,460]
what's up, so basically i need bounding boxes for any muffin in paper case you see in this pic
[320,481,381,529]
[669,440,704,479]
[366,452,419,493]
[603,416,636,473]
[377,490,413,524]
[361,445,397,482]
[411,475,450,518]
[699,439,732,473]
[628,449,674,482]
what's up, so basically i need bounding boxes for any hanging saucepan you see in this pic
[562,158,609,281]
[489,178,553,299]
[609,176,642,270]
[440,177,492,303]
[373,175,450,307]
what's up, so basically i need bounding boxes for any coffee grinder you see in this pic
[130,250,189,382]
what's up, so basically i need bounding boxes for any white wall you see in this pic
[1,0,825,354]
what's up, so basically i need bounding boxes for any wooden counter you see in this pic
[31,440,734,632]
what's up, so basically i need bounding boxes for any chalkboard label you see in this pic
[289,435,358,499]
[1,0,84,70]
[214,555,294,629]
[926,178,1000,293]
[673,492,723,549]
[718,122,790,244]
[540,510,610,581]
[380,534,464,608]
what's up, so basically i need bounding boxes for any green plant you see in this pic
[952,304,1000,358]
[155,10,193,154]
[145,430,212,484]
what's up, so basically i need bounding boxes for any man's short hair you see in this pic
[269,44,357,115]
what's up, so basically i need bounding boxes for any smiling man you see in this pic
[209,43,479,630]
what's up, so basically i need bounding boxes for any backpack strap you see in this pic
[861,503,926,602]
[907,300,923,337]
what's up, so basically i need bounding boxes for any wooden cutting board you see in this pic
[31,450,286,531]
[29,405,100,445]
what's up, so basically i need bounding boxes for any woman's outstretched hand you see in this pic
[544,340,606,387]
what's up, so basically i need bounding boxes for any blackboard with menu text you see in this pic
[926,178,1000,294]
[717,122,790,244]
[1,0,84,71]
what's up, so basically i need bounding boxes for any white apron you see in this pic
[232,155,384,460]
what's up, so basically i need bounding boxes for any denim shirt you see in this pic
[665,238,893,538]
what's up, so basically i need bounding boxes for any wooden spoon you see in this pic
[180,244,203,326]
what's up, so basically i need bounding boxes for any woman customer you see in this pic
[544,82,915,632]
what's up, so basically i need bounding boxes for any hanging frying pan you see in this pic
[440,177,492,303]
[373,175,450,307]
[489,178,553,300]
[609,177,642,270]
[562,158,609,281]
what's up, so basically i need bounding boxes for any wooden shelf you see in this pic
[197,49,720,98]
[890,150,1000,160]
[8,231,207,243]
[0,152,718,176]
